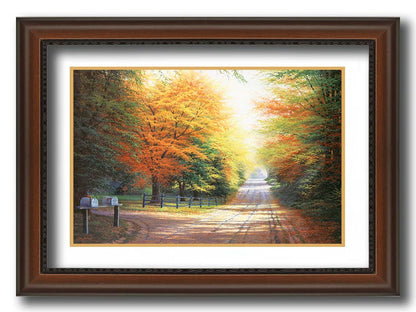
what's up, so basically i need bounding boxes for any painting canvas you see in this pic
[71,68,343,246]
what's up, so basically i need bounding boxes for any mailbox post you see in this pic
[114,205,120,227]
[83,209,89,234]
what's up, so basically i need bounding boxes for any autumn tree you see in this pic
[173,138,222,199]
[171,70,251,200]
[256,70,342,218]
[174,126,249,200]
[120,71,225,201]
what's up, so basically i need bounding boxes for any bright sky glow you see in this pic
[205,70,272,168]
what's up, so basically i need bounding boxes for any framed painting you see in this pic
[16,17,399,295]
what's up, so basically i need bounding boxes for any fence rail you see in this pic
[142,193,222,209]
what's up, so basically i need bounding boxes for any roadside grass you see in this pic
[92,194,226,215]
[94,194,144,201]
[294,207,342,244]
[269,195,342,244]
[121,200,221,215]
[73,210,141,244]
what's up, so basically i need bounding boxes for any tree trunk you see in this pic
[151,175,160,203]
[179,181,186,201]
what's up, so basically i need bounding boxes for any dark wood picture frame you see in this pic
[16,17,399,295]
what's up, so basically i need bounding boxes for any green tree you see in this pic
[73,70,142,201]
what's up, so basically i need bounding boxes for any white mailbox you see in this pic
[102,196,118,206]
[91,198,99,207]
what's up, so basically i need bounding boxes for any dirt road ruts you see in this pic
[93,179,307,244]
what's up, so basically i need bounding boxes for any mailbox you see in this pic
[80,197,99,207]
[91,198,99,207]
[102,196,118,205]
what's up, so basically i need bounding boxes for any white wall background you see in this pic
[1,0,412,311]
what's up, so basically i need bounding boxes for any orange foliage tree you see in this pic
[119,71,225,201]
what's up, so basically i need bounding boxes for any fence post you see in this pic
[200,197,202,208]
[142,193,146,208]
[176,195,180,209]
[160,193,165,208]
[189,196,193,208]
[215,198,218,206]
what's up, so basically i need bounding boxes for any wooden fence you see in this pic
[142,193,223,209]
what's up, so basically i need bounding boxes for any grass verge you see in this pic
[73,210,141,244]
[121,200,221,215]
